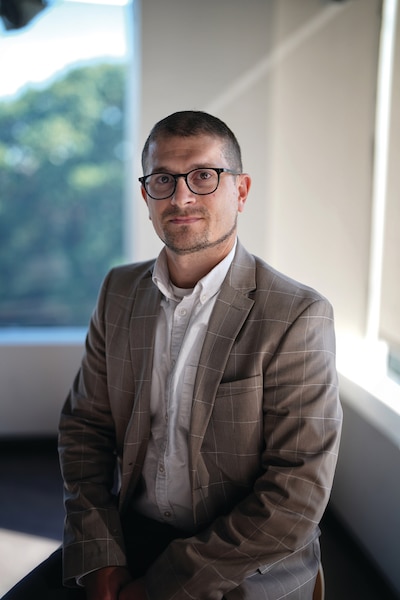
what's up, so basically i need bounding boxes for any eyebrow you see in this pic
[147,164,220,174]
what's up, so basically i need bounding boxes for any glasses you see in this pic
[138,167,240,200]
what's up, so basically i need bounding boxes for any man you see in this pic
[3,110,342,600]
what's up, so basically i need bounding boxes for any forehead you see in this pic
[145,134,227,171]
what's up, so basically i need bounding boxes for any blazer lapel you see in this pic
[120,271,162,510]
[189,243,256,467]
[128,274,162,388]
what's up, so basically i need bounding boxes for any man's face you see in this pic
[141,134,250,256]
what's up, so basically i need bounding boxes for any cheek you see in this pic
[223,196,241,220]
[147,204,161,224]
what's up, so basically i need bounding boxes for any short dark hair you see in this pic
[141,110,243,173]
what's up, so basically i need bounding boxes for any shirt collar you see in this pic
[153,240,237,304]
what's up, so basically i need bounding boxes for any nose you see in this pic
[170,176,196,207]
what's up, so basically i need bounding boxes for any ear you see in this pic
[141,186,152,220]
[237,173,251,213]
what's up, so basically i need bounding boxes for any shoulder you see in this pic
[232,241,333,317]
[255,257,334,321]
[91,260,157,317]
[91,259,158,327]
[234,241,328,301]
[254,256,326,302]
[100,259,156,295]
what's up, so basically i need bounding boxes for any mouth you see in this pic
[168,216,202,225]
[163,210,204,225]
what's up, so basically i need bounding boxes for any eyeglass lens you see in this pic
[145,168,220,199]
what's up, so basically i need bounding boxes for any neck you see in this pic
[165,239,236,288]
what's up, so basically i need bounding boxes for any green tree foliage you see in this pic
[0,62,126,326]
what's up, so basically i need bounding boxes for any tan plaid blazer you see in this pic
[59,241,342,599]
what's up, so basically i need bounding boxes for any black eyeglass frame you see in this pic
[138,167,241,200]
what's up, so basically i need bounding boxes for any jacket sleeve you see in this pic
[58,269,127,586]
[144,296,342,600]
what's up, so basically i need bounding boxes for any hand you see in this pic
[119,577,147,600]
[83,566,132,600]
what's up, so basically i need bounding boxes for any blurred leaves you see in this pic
[0,62,126,326]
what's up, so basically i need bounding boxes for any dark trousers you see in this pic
[1,516,319,599]
[1,514,188,600]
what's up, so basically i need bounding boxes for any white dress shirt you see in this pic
[132,242,236,532]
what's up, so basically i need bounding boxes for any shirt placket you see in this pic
[155,295,194,520]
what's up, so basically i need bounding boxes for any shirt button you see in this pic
[178,308,187,317]
[159,464,165,473]
[201,294,207,303]
[164,511,171,518]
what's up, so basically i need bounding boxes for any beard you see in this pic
[161,208,237,255]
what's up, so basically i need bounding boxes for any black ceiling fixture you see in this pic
[0,0,49,30]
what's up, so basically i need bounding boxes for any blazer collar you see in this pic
[129,240,255,398]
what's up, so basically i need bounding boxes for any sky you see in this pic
[0,0,130,99]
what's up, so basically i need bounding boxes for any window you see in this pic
[0,0,132,327]
[380,3,400,382]
[367,0,400,383]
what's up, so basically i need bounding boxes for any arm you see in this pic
[145,297,342,599]
[58,270,127,585]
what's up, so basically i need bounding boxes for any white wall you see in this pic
[133,0,276,264]
[333,375,400,595]
[135,0,380,343]
[0,337,83,435]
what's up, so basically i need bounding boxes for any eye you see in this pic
[189,169,217,186]
[195,169,213,181]
[154,173,174,185]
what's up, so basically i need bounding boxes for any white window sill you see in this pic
[337,334,400,449]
